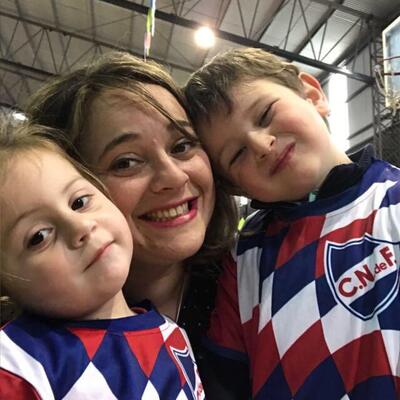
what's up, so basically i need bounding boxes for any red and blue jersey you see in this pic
[0,304,204,399]
[208,159,400,399]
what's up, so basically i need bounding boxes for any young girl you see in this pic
[0,122,204,400]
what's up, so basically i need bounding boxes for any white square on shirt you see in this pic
[272,281,320,357]
[320,302,379,354]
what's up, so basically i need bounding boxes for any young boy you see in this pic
[0,123,204,400]
[185,48,400,399]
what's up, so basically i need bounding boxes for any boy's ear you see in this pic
[298,72,330,117]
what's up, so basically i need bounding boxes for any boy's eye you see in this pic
[27,228,52,249]
[171,138,197,155]
[230,147,246,167]
[71,195,90,211]
[259,100,277,127]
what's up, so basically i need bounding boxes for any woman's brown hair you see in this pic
[26,51,238,271]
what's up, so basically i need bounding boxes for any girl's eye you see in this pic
[230,147,246,167]
[71,195,90,211]
[27,228,52,249]
[171,139,197,155]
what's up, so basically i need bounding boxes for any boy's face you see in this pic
[199,74,351,202]
[1,150,133,319]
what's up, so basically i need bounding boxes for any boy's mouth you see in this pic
[141,199,196,222]
[270,143,295,176]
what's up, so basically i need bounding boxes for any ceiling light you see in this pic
[12,111,27,121]
[194,26,215,49]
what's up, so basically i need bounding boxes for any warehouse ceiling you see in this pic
[1,0,399,109]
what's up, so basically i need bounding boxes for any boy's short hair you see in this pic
[184,47,303,127]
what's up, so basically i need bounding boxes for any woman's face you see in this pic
[82,85,215,270]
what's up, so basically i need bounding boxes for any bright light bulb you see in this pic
[194,26,215,49]
[13,111,27,121]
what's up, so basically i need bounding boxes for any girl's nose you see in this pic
[67,214,97,248]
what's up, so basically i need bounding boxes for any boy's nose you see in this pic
[150,153,189,193]
[247,130,275,161]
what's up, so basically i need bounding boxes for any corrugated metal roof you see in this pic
[1,0,399,108]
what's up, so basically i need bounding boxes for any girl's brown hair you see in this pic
[0,120,109,323]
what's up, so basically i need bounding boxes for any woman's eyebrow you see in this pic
[167,119,192,131]
[98,132,139,161]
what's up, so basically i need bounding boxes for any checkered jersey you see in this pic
[208,159,400,399]
[0,305,204,399]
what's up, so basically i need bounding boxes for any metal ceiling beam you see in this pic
[99,0,373,83]
[0,58,53,80]
[0,10,195,74]
[310,0,379,22]
[293,0,344,55]
[319,24,373,85]
[199,0,231,67]
[248,0,261,38]
[50,0,70,72]
[252,0,288,41]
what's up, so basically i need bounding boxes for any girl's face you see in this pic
[1,150,133,319]
[82,84,215,271]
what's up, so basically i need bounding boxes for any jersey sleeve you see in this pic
[0,368,42,400]
[206,253,247,362]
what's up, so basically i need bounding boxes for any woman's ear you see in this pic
[298,72,330,117]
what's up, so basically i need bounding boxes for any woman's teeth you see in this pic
[146,202,189,221]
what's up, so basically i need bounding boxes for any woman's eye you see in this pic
[110,157,141,171]
[71,195,90,211]
[27,228,52,249]
[171,139,197,155]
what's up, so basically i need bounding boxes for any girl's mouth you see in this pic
[142,199,196,222]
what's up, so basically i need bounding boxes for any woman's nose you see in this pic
[150,154,189,193]
[247,130,275,161]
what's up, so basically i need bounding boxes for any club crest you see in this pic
[325,234,400,320]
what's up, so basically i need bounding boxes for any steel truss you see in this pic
[369,24,400,166]
[0,0,382,110]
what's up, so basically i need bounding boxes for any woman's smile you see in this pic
[141,197,196,223]
[84,85,215,267]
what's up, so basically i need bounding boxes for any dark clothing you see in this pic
[179,271,251,399]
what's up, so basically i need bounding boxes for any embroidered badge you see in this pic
[325,235,400,320]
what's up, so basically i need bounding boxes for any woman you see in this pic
[25,51,242,397]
